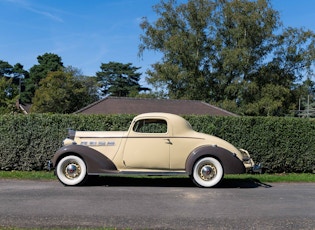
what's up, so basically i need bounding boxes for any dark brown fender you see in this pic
[185,145,245,175]
[51,145,118,174]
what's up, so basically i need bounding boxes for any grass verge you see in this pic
[0,171,314,183]
[225,173,315,183]
[0,171,55,180]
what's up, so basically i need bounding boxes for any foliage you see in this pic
[184,115,315,173]
[139,0,315,116]
[96,62,150,97]
[31,69,99,113]
[0,60,28,113]
[0,114,314,173]
[294,78,315,117]
[22,53,64,103]
[0,114,133,171]
[0,78,19,114]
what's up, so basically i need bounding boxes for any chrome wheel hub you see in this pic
[65,162,81,179]
[199,164,216,181]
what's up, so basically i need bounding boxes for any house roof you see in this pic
[75,96,238,116]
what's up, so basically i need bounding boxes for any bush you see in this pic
[0,114,314,173]
[185,116,315,173]
[0,114,133,171]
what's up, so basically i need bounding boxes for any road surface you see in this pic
[0,177,314,229]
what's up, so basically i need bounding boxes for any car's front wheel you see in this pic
[191,157,223,188]
[56,155,88,186]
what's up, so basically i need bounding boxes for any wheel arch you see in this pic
[185,145,245,175]
[52,145,118,174]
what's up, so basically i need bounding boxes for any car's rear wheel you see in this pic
[56,155,88,186]
[191,157,223,188]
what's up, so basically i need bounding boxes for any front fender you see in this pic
[185,145,245,175]
[52,145,118,174]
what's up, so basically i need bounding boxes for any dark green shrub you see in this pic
[0,114,133,171]
[0,114,314,173]
[185,116,315,173]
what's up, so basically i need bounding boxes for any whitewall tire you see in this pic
[56,155,88,186]
[192,157,223,188]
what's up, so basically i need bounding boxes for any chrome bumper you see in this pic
[251,163,263,174]
[239,148,263,174]
[47,160,53,171]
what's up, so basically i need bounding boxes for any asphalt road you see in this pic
[0,177,314,229]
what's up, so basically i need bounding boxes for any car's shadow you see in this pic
[86,176,272,189]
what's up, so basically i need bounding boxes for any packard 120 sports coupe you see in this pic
[50,112,257,188]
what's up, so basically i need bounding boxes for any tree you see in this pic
[139,0,280,101]
[23,53,64,103]
[0,60,13,77]
[0,77,19,114]
[294,78,315,117]
[96,62,150,97]
[0,60,29,114]
[64,66,100,105]
[238,27,315,116]
[31,68,99,114]
[139,0,315,116]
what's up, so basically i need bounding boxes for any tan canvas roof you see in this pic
[75,97,237,116]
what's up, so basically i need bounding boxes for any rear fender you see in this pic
[185,145,245,175]
[52,145,118,174]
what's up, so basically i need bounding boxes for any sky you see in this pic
[0,0,314,86]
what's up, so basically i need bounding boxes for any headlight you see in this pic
[63,138,76,146]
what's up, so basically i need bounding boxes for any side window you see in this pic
[133,119,167,133]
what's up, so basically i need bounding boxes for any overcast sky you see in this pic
[0,0,314,85]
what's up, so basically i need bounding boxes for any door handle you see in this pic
[165,139,173,145]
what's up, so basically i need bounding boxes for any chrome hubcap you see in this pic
[64,162,81,179]
[199,164,216,181]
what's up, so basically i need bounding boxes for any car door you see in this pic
[122,118,171,169]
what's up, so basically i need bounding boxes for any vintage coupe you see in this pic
[50,112,256,187]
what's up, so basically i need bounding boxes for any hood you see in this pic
[74,131,128,138]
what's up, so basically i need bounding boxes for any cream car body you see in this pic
[51,113,256,187]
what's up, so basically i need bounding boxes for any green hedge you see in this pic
[0,114,314,173]
[0,114,133,171]
[185,116,315,173]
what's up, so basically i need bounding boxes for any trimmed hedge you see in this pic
[0,114,133,171]
[185,116,315,173]
[0,114,314,173]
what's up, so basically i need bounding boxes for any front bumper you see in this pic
[239,148,263,174]
[47,160,54,171]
